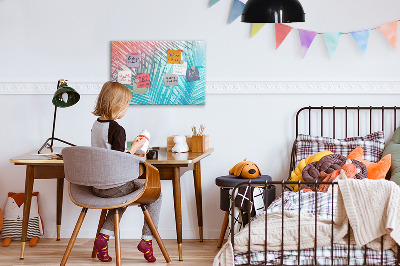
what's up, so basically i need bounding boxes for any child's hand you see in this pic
[134,149,149,157]
[129,137,147,155]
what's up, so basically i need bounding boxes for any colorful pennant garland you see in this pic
[209,2,399,58]
[251,23,266,38]
[378,21,397,50]
[323,33,341,58]
[351,29,370,55]
[298,30,317,58]
[229,0,245,24]
[275,23,293,49]
[209,0,220,7]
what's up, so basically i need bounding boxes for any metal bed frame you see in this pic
[230,106,400,266]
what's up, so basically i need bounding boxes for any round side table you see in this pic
[215,175,275,248]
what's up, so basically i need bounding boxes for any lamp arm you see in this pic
[50,105,57,148]
[50,79,61,148]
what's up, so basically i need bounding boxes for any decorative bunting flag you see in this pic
[351,29,370,55]
[209,0,220,7]
[323,33,341,58]
[378,21,398,50]
[275,23,293,49]
[229,0,245,24]
[298,30,317,58]
[251,23,266,38]
[208,4,400,57]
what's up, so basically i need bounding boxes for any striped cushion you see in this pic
[294,131,385,167]
[1,217,40,240]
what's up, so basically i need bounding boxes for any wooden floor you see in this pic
[0,239,221,265]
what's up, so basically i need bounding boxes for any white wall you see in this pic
[1,0,400,240]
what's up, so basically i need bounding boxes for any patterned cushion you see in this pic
[1,217,40,240]
[295,131,385,166]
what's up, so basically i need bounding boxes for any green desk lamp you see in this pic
[38,79,80,154]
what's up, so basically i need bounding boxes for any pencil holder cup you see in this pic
[146,150,158,160]
[191,135,209,153]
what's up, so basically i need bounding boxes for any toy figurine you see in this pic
[172,135,189,153]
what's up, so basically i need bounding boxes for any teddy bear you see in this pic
[172,135,189,153]
[229,159,261,179]
[1,192,44,247]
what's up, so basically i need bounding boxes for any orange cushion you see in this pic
[347,146,391,180]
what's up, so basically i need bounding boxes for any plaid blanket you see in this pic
[266,190,336,220]
[235,244,397,265]
[234,191,397,265]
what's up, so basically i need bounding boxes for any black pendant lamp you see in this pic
[242,0,305,23]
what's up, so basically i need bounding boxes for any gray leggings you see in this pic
[92,180,162,240]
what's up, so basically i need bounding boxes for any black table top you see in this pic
[215,175,272,188]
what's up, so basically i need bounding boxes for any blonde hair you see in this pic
[93,81,132,120]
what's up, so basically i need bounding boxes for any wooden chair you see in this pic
[60,146,171,265]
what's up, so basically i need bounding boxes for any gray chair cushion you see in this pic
[69,180,145,208]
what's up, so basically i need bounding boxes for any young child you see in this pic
[91,81,162,263]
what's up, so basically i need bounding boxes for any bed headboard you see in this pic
[295,106,400,138]
[290,106,400,178]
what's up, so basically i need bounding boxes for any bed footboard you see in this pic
[230,180,400,266]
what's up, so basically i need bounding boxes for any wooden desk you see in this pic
[9,148,64,259]
[10,147,213,261]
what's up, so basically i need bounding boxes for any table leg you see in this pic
[20,165,35,259]
[193,161,203,242]
[56,178,64,241]
[172,167,183,261]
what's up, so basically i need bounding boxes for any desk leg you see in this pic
[56,178,64,241]
[193,161,203,242]
[20,165,34,259]
[172,167,183,261]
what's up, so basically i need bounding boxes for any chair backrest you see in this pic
[62,146,145,187]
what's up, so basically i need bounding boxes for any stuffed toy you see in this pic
[172,135,189,153]
[289,150,333,191]
[229,159,261,179]
[1,192,44,247]
[348,146,391,180]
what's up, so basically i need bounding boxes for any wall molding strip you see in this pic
[0,81,399,95]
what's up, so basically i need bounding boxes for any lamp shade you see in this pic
[52,84,80,108]
[241,0,305,23]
